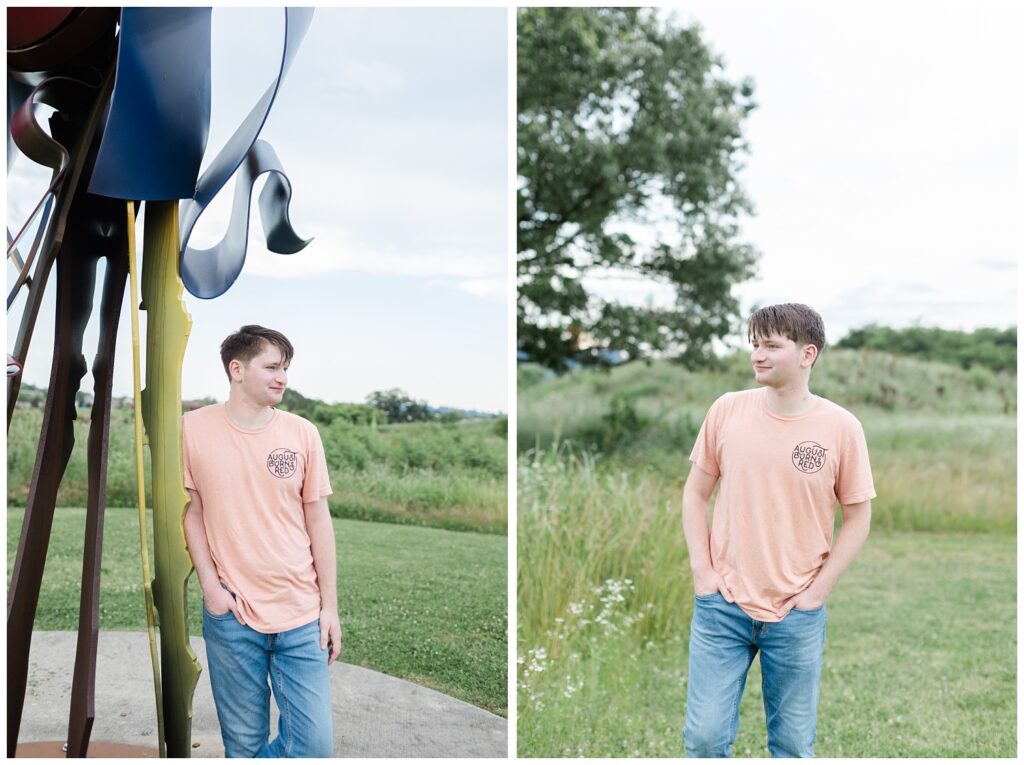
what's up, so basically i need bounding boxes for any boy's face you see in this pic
[750,332,814,388]
[231,343,289,407]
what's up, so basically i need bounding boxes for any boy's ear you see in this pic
[803,344,818,367]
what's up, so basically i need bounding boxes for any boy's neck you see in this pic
[224,393,274,428]
[762,379,815,417]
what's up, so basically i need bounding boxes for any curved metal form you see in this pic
[180,139,311,298]
[7,354,23,377]
[88,8,212,201]
[7,69,113,430]
[8,73,101,256]
[7,77,33,173]
[6,7,118,75]
[178,7,314,299]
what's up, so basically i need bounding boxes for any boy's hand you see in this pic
[320,608,342,664]
[692,567,734,603]
[203,585,245,626]
[780,585,826,617]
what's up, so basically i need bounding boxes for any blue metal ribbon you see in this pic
[179,139,311,298]
[87,8,212,201]
[178,7,314,299]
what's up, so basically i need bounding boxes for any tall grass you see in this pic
[518,445,689,652]
[7,407,152,509]
[8,408,507,535]
[327,463,506,533]
[863,414,1015,533]
[517,444,692,754]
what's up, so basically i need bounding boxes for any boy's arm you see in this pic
[682,464,733,602]
[183,489,243,623]
[785,499,872,612]
[304,497,341,664]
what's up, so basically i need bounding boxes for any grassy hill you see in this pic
[519,348,1013,453]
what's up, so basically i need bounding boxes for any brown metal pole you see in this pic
[6,209,99,756]
[66,195,130,758]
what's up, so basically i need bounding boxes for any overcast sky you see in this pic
[588,4,1018,348]
[7,5,1019,407]
[7,8,508,411]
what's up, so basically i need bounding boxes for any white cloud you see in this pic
[455,277,506,301]
[242,224,501,281]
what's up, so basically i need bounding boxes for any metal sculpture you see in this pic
[7,7,313,757]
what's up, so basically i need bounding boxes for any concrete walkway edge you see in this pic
[17,631,507,758]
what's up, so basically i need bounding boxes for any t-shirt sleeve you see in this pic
[689,396,725,478]
[301,425,333,503]
[836,418,876,505]
[181,415,196,491]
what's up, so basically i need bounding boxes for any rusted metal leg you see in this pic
[6,210,99,757]
[66,195,130,758]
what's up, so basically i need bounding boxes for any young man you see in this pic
[682,303,875,758]
[183,325,340,758]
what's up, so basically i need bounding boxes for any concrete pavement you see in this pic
[15,631,507,758]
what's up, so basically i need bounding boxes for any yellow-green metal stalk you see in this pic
[127,201,166,757]
[140,200,200,757]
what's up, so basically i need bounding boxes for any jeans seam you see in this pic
[728,662,746,753]
[270,649,293,756]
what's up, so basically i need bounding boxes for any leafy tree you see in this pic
[518,7,759,371]
[366,388,434,423]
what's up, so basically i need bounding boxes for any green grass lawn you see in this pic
[517,530,1015,756]
[7,507,507,716]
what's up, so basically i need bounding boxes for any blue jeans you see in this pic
[202,603,333,757]
[683,592,826,758]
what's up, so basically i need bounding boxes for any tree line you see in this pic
[836,325,1015,373]
[280,387,464,427]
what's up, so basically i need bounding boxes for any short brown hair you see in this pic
[747,303,826,364]
[220,325,294,380]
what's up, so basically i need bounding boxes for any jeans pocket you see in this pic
[694,591,720,601]
[203,602,234,620]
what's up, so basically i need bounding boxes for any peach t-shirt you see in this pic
[183,404,333,633]
[689,387,875,622]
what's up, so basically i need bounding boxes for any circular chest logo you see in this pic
[267,448,298,479]
[792,441,828,474]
